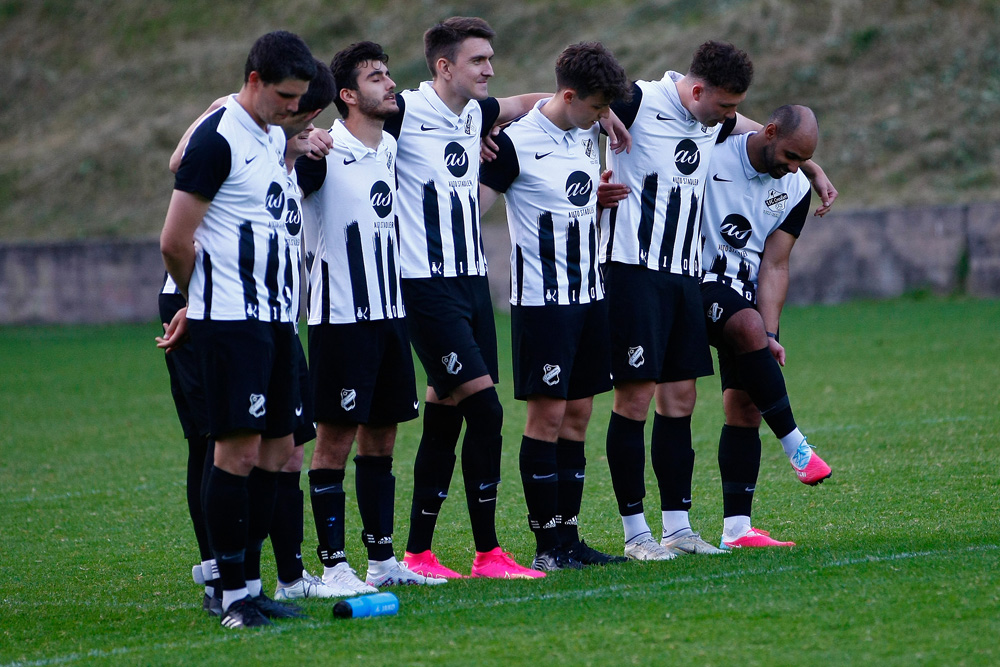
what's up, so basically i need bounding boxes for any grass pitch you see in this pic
[1,297,998,666]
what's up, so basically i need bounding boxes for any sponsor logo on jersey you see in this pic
[765,188,789,214]
[542,363,562,386]
[248,393,266,418]
[628,345,645,368]
[444,142,469,177]
[340,388,357,411]
[284,197,302,236]
[265,182,286,219]
[674,139,701,176]
[584,138,595,159]
[464,114,475,135]
[370,181,393,218]
[720,214,753,249]
[708,302,724,323]
[565,170,593,206]
[442,351,463,375]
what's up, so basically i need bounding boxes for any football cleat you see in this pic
[791,439,832,485]
[365,561,447,587]
[720,527,796,549]
[202,591,223,617]
[470,547,546,579]
[403,550,465,579]
[252,593,306,619]
[322,562,379,595]
[564,539,627,566]
[531,546,584,572]
[220,597,271,629]
[623,534,676,561]
[661,531,729,555]
[275,570,341,600]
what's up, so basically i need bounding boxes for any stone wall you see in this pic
[1,203,998,324]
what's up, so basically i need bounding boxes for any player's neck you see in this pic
[539,97,572,132]
[345,114,385,150]
[235,85,268,130]
[674,75,696,116]
[431,79,471,116]
[744,132,767,174]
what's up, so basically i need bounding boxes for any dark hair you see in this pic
[688,40,753,94]
[423,16,496,76]
[768,104,817,138]
[330,41,390,118]
[298,59,336,114]
[554,42,632,103]
[244,30,316,84]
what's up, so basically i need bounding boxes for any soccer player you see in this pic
[160,31,316,628]
[478,42,632,570]
[699,105,832,549]
[597,41,837,561]
[296,41,446,589]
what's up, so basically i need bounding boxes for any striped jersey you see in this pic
[601,72,735,277]
[700,132,812,302]
[480,101,604,306]
[297,120,404,324]
[383,82,501,279]
[174,95,297,322]
[282,164,305,328]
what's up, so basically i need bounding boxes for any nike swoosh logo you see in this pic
[413,401,420,409]
[313,485,340,494]
[420,124,439,131]
[344,158,357,165]
[421,510,439,516]
[295,405,303,416]
[245,156,257,164]
[532,473,556,480]
[479,482,497,491]
[535,152,553,160]
[477,497,497,504]
[626,501,642,508]
[712,174,732,182]
[574,473,585,479]
[745,487,756,493]
[655,113,675,121]
[681,498,692,504]
[437,491,448,499]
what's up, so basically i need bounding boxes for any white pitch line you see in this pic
[3,544,997,667]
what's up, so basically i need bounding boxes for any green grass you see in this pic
[2,297,999,665]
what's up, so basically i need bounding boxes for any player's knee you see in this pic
[459,386,503,436]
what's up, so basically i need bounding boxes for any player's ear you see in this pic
[340,87,356,107]
[691,82,704,101]
[562,89,576,105]
[435,57,452,81]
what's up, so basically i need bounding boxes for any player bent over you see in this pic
[297,42,446,589]
[699,105,832,549]
[160,31,317,628]
[479,42,632,570]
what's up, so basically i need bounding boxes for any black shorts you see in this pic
[700,281,758,393]
[604,262,713,384]
[511,301,612,400]
[292,335,316,446]
[159,293,209,440]
[308,318,418,426]
[401,275,499,400]
[187,318,303,440]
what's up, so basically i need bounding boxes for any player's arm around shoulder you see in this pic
[495,93,549,125]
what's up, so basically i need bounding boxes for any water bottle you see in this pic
[333,592,399,619]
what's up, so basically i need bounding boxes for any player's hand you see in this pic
[306,127,333,160]
[601,113,631,154]
[803,163,838,217]
[768,337,786,367]
[155,306,189,353]
[481,126,500,163]
[597,170,630,209]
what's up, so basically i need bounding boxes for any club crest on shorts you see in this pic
[340,388,357,411]
[628,345,645,368]
[542,363,562,386]
[248,393,266,418]
[708,302,724,323]
[442,352,463,375]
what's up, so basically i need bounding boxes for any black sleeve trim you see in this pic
[479,97,502,136]
[478,130,519,193]
[173,109,230,201]
[716,115,738,144]
[382,94,405,139]
[778,190,812,238]
[294,154,328,198]
[609,82,643,130]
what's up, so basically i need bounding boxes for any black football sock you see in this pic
[651,413,694,511]
[270,470,305,584]
[718,424,762,519]
[186,434,212,562]
[735,346,796,438]
[606,411,647,516]
[519,436,560,553]
[458,388,503,553]
[244,466,278,585]
[309,468,347,567]
[556,438,586,545]
[204,465,249,592]
[355,455,396,562]
[406,402,463,553]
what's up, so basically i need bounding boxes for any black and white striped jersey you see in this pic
[480,101,604,306]
[700,132,812,302]
[297,120,404,325]
[174,95,297,322]
[282,164,305,328]
[601,72,735,277]
[383,82,501,279]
